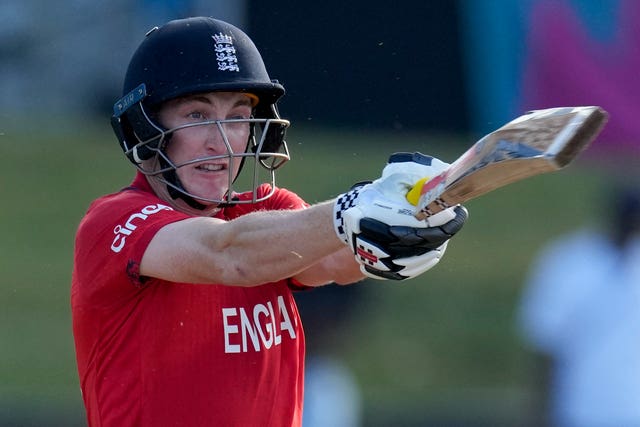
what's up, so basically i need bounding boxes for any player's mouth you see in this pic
[195,163,226,172]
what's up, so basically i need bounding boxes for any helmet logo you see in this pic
[212,33,239,72]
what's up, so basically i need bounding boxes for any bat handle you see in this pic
[414,211,429,221]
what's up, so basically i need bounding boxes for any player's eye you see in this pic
[222,117,250,133]
[227,105,252,121]
[188,111,206,121]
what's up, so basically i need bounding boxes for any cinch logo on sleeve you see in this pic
[110,203,173,253]
[222,295,297,353]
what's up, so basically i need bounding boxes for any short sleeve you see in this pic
[72,192,190,307]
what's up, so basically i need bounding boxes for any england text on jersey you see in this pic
[222,295,296,353]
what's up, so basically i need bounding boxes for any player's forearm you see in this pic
[293,246,365,287]
[144,200,347,286]
[212,201,347,285]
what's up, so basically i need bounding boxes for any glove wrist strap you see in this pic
[333,186,364,245]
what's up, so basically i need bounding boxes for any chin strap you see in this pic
[156,155,208,211]
[168,180,209,210]
[158,156,243,210]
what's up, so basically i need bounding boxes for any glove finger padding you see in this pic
[356,206,467,280]
[360,243,447,281]
[359,205,467,257]
[394,242,446,276]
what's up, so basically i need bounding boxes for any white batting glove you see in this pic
[333,152,468,280]
[377,152,451,224]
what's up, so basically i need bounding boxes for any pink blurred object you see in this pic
[521,0,640,153]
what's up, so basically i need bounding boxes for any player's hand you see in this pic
[376,152,450,214]
[334,152,452,243]
[353,208,466,279]
[333,152,468,280]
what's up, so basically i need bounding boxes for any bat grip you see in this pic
[415,211,429,221]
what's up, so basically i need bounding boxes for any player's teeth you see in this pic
[199,164,222,171]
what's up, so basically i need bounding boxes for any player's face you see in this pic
[157,92,254,204]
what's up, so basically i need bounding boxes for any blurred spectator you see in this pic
[518,185,640,427]
[294,284,364,427]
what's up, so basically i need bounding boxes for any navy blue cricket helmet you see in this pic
[111,16,290,208]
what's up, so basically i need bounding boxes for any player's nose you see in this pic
[203,122,230,153]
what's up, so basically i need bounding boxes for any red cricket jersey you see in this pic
[71,172,308,427]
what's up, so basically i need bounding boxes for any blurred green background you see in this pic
[0,121,614,426]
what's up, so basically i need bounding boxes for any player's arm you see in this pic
[141,153,467,286]
[292,246,364,287]
[140,201,348,287]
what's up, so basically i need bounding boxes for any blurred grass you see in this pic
[0,122,613,426]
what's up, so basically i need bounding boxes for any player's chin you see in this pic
[188,173,228,189]
[179,171,232,200]
[187,184,229,204]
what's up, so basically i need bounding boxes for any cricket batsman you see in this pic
[71,16,467,426]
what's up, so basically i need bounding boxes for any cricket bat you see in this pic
[406,106,608,220]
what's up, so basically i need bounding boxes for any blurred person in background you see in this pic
[295,284,365,427]
[518,184,640,427]
[70,16,467,427]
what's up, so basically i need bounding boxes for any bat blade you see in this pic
[410,106,608,220]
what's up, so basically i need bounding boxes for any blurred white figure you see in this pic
[295,285,363,427]
[303,355,362,427]
[518,187,640,427]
